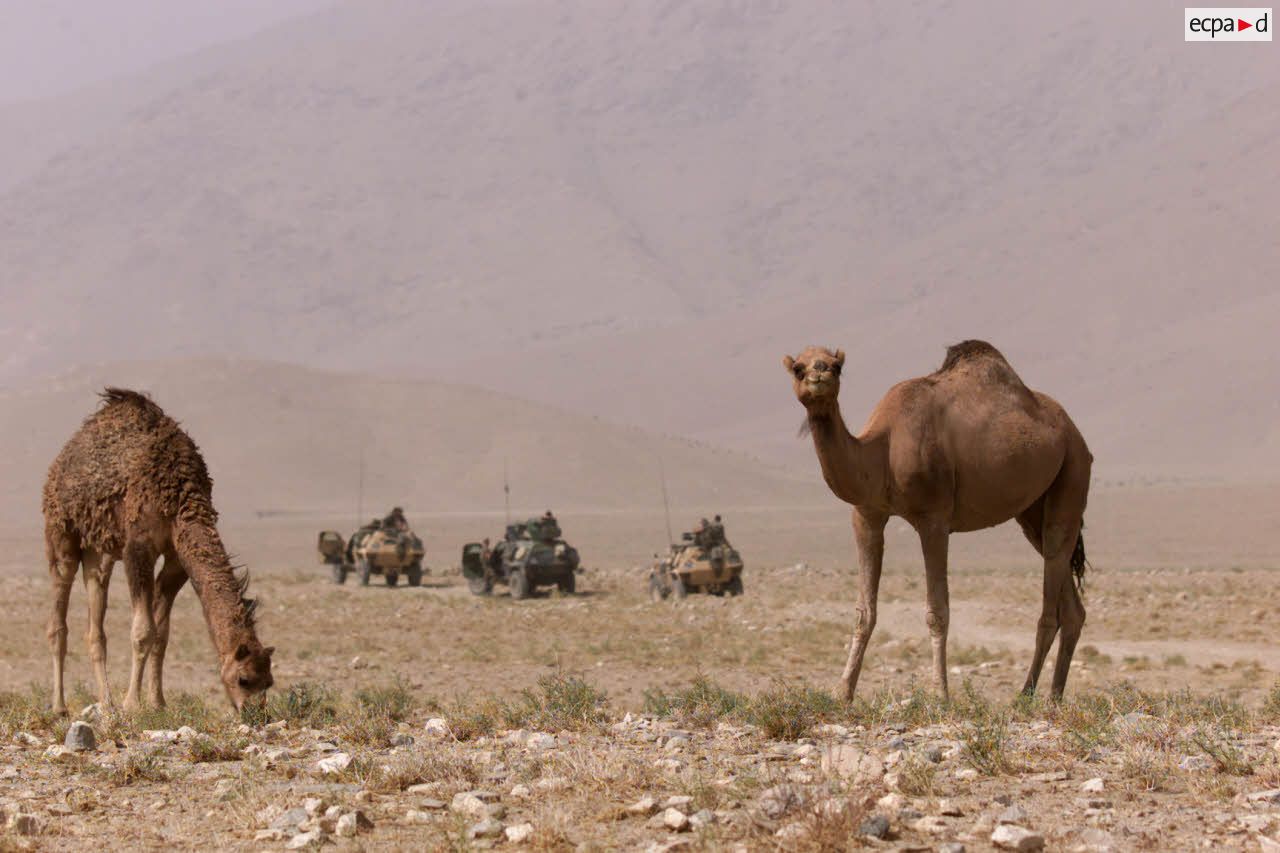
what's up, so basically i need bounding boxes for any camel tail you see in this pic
[1071,527,1088,594]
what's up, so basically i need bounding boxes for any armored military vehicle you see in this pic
[648,518,744,600]
[317,515,427,587]
[462,513,580,599]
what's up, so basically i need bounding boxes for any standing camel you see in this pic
[783,341,1091,700]
[43,388,274,713]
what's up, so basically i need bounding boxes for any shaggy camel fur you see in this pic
[43,389,273,713]
[784,341,1092,700]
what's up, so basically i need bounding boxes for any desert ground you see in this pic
[2,483,1279,851]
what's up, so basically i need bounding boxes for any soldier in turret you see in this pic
[384,506,408,532]
[709,514,726,546]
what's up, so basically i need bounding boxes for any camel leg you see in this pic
[46,528,81,715]
[917,519,951,698]
[148,549,188,707]
[1021,458,1090,699]
[81,549,115,709]
[839,508,886,700]
[122,542,159,711]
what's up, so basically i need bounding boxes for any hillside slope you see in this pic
[0,359,821,528]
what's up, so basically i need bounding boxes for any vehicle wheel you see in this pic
[648,574,669,602]
[467,574,493,596]
[331,562,348,585]
[557,572,576,595]
[726,575,744,597]
[510,568,530,600]
[385,571,399,588]
[406,560,423,587]
[358,559,372,586]
[672,575,689,599]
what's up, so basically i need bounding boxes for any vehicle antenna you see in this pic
[503,457,511,525]
[356,444,365,529]
[658,454,674,545]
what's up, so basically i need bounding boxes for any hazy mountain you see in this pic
[0,359,820,527]
[2,0,1276,480]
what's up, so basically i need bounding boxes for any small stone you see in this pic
[1247,789,1280,805]
[143,729,179,742]
[391,732,415,747]
[316,752,352,774]
[424,718,450,737]
[510,784,531,798]
[13,732,41,746]
[627,796,658,816]
[303,798,325,817]
[661,807,689,831]
[757,785,807,820]
[175,725,199,741]
[821,744,884,783]
[254,829,285,841]
[286,828,323,849]
[467,817,505,840]
[939,844,966,853]
[1080,777,1105,794]
[42,745,75,763]
[914,815,951,835]
[955,768,980,781]
[991,825,1044,851]
[1178,755,1214,771]
[858,814,891,839]
[79,703,103,721]
[451,791,498,818]
[418,798,447,810]
[352,810,374,830]
[661,795,693,813]
[938,799,964,816]
[350,656,367,669]
[877,792,905,812]
[335,813,358,837]
[526,732,558,750]
[689,809,715,830]
[997,804,1028,825]
[505,823,535,843]
[405,809,434,824]
[271,807,310,829]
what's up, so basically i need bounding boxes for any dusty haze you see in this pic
[2,0,1278,520]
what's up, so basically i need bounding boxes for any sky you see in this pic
[0,0,331,104]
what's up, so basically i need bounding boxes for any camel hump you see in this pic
[937,340,1007,372]
[99,387,165,417]
[933,340,1031,393]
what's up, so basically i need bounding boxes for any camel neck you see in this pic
[172,504,256,655]
[806,405,877,506]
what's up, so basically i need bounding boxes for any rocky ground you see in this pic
[3,674,1280,851]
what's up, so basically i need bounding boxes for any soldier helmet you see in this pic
[714,514,722,522]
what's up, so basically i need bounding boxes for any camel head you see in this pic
[220,639,275,712]
[783,346,845,409]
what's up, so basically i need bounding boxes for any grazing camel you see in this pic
[783,341,1092,700]
[43,389,274,713]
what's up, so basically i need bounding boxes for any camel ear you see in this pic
[235,643,251,661]
[782,355,795,372]
[833,350,845,367]
[264,646,276,657]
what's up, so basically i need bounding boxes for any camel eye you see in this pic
[832,363,841,376]
[238,677,252,689]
